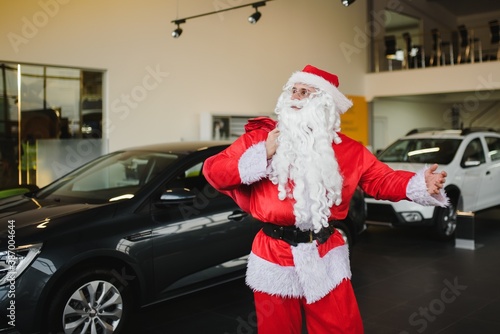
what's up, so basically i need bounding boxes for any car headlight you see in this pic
[0,243,43,286]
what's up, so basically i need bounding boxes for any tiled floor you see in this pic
[130,207,500,334]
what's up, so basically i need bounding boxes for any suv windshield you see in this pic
[378,138,462,164]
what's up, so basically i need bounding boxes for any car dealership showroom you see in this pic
[1,0,500,333]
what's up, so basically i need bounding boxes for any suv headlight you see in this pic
[401,212,424,222]
[0,243,43,286]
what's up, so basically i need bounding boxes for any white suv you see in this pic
[365,128,500,240]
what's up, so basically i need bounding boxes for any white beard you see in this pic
[269,89,343,232]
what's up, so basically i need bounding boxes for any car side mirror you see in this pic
[157,188,196,206]
[463,160,481,167]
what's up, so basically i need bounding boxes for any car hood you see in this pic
[0,193,54,214]
[0,195,115,240]
[0,201,98,229]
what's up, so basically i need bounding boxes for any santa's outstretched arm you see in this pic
[359,154,448,207]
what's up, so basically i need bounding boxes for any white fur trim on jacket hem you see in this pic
[245,244,351,304]
[407,166,449,207]
[238,142,268,185]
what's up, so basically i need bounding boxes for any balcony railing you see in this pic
[372,22,499,73]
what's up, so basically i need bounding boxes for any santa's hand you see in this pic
[266,128,280,159]
[425,163,447,195]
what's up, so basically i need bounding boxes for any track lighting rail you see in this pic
[171,0,272,38]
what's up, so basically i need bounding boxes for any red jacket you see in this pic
[204,117,414,225]
[202,117,417,303]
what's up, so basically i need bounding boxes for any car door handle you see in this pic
[228,210,248,221]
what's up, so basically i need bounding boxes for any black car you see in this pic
[0,141,365,334]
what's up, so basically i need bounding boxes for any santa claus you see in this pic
[203,65,448,333]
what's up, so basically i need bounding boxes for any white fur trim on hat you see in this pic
[286,71,353,114]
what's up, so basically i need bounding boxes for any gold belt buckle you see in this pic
[309,230,313,243]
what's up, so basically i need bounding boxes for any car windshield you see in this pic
[378,138,462,164]
[36,151,179,203]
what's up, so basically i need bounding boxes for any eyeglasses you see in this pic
[290,87,316,99]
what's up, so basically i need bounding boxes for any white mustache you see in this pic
[281,97,309,109]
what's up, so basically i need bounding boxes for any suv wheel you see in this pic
[47,267,134,334]
[432,199,457,241]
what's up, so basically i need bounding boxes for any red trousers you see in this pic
[253,279,363,334]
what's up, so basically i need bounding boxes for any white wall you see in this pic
[372,98,452,150]
[367,62,500,151]
[0,0,368,151]
[365,62,500,99]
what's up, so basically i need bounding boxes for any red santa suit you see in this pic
[203,66,448,334]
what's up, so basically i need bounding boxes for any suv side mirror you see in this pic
[463,160,481,167]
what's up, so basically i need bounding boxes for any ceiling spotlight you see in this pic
[171,19,185,38]
[341,0,356,6]
[172,27,182,38]
[248,10,261,24]
[248,2,266,24]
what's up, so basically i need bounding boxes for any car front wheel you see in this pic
[46,267,134,334]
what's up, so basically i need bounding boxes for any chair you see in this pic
[457,25,482,63]
[489,19,499,60]
[402,32,424,69]
[384,35,402,71]
[430,29,454,66]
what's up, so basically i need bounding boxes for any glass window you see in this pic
[460,138,486,167]
[378,138,461,164]
[38,151,177,203]
[167,162,209,193]
[0,61,104,188]
[485,136,500,162]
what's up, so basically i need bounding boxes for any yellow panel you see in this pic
[340,95,369,146]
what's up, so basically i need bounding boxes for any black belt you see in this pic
[262,222,336,246]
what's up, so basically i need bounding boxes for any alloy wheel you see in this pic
[62,280,123,334]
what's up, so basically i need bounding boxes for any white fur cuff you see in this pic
[238,142,268,185]
[407,166,449,207]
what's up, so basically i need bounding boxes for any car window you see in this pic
[185,162,203,178]
[485,136,500,162]
[70,154,172,192]
[38,151,178,202]
[378,138,461,164]
[166,161,212,195]
[460,138,485,167]
[158,159,227,216]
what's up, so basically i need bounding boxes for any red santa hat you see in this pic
[285,65,353,114]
